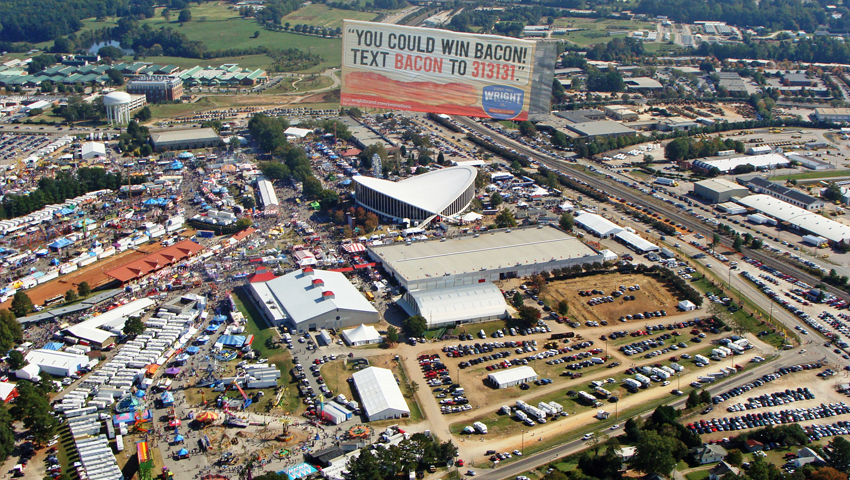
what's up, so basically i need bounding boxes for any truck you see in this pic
[473,422,488,434]
[634,374,651,386]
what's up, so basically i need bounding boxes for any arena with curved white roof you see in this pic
[353,166,477,223]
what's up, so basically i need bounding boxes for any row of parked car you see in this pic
[711,364,822,404]
[725,387,816,412]
[689,402,850,435]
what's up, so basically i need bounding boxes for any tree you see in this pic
[12,382,57,445]
[404,315,427,337]
[624,417,641,442]
[64,289,78,303]
[632,430,681,475]
[725,449,744,467]
[135,106,151,121]
[123,316,145,337]
[825,182,844,202]
[11,291,33,317]
[518,121,537,138]
[344,447,382,480]
[253,30,261,38]
[178,8,192,22]
[0,407,14,464]
[106,69,124,86]
[161,8,171,21]
[711,233,721,248]
[385,325,399,345]
[733,234,743,252]
[557,300,569,316]
[516,305,541,327]
[0,309,22,351]
[559,212,575,231]
[6,350,25,370]
[491,192,503,207]
[812,467,848,480]
[494,209,517,228]
[512,292,524,309]
[700,390,712,404]
[686,390,700,409]
[829,437,850,472]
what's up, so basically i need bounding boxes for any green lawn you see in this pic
[282,4,379,28]
[772,169,850,181]
[551,17,654,46]
[685,469,712,480]
[127,54,276,71]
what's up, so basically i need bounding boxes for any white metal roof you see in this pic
[253,269,378,326]
[575,211,624,236]
[694,178,747,193]
[351,367,410,419]
[694,153,788,173]
[487,365,538,386]
[737,194,850,243]
[408,283,507,326]
[341,324,381,344]
[354,166,477,215]
[614,231,659,252]
[257,179,279,207]
[284,127,312,138]
[25,349,88,373]
[81,142,106,157]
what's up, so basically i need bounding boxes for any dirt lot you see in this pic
[541,274,684,324]
[0,247,155,309]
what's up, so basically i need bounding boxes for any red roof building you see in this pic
[106,240,204,283]
[231,227,257,243]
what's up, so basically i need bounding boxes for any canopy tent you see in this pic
[342,243,367,253]
[195,411,218,423]
[174,434,184,443]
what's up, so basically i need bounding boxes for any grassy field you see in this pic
[551,17,655,46]
[263,74,335,94]
[772,169,850,181]
[282,4,379,28]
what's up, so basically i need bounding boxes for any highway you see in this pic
[450,115,850,304]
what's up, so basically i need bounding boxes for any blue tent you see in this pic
[174,434,184,443]
[177,448,189,456]
[177,151,194,159]
[135,390,146,398]
[169,160,184,170]
[186,346,200,355]
[48,238,72,251]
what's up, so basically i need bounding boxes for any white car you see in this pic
[610,424,620,430]
[513,450,522,456]
[582,433,594,441]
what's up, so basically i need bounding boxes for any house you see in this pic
[709,462,741,480]
[744,439,764,452]
[793,447,825,468]
[690,444,728,465]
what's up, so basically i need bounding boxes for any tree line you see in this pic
[634,0,826,32]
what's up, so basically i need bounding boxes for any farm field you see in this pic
[282,4,379,29]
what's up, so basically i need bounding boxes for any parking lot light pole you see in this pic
[522,429,525,456]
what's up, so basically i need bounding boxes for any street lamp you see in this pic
[521,429,525,456]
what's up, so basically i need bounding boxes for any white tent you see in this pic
[678,300,696,311]
[341,324,382,346]
[15,363,40,381]
[351,367,410,421]
[487,366,538,388]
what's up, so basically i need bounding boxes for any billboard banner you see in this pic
[341,20,546,121]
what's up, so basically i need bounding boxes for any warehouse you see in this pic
[369,225,604,292]
[563,120,637,138]
[487,366,538,388]
[354,165,477,223]
[815,107,850,123]
[248,267,379,332]
[401,283,508,328]
[150,128,222,151]
[692,178,750,203]
[575,211,624,238]
[341,324,382,346]
[351,367,410,421]
[25,349,88,377]
[614,230,659,254]
[692,154,789,174]
[737,195,850,244]
[64,298,156,349]
[742,177,824,210]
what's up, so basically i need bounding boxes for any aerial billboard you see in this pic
[341,20,554,121]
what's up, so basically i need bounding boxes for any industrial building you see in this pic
[351,367,410,421]
[563,120,637,138]
[368,226,604,292]
[603,105,639,121]
[24,349,89,377]
[341,324,382,346]
[63,298,156,349]
[624,77,664,91]
[353,166,477,224]
[400,282,508,328]
[150,128,222,151]
[487,366,538,388]
[741,176,824,210]
[575,211,624,238]
[692,178,750,203]
[692,154,789,174]
[127,75,184,103]
[256,179,280,215]
[248,267,379,332]
[737,194,850,244]
[815,107,850,123]
[614,230,659,254]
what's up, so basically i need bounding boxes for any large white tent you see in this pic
[402,283,508,328]
[351,367,410,421]
[341,324,382,346]
[487,366,538,388]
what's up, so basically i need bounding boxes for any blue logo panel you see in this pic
[482,85,525,120]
